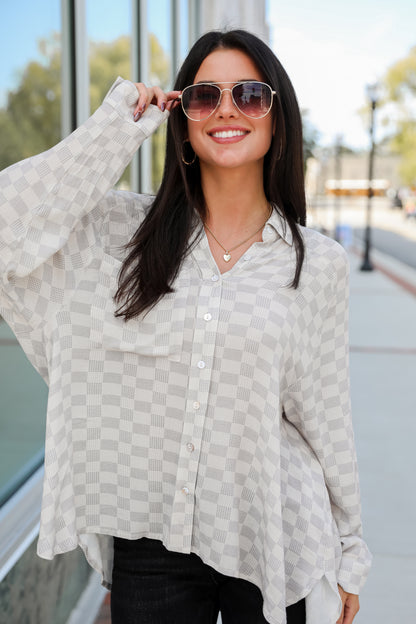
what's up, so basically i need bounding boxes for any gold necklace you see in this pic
[204,206,273,262]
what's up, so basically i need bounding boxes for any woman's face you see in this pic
[186,48,274,173]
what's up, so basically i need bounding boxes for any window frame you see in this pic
[0,466,43,582]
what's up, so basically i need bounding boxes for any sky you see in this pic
[1,0,415,149]
[267,0,416,148]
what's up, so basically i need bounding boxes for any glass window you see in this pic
[0,0,192,506]
[148,0,172,192]
[0,0,61,505]
[0,0,61,170]
[87,0,132,188]
[86,1,178,194]
[0,324,47,506]
[179,0,190,66]
[87,0,131,111]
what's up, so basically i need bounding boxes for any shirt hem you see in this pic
[38,527,342,623]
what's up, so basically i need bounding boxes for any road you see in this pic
[309,196,416,268]
[354,225,416,270]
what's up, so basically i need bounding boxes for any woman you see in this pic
[0,30,371,624]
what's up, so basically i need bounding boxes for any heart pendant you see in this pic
[223,253,231,262]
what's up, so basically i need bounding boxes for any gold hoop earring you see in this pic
[181,140,196,166]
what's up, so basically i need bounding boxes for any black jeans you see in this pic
[111,537,306,624]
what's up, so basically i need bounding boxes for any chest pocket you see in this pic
[90,255,189,361]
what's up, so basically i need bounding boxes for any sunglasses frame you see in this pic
[178,81,276,121]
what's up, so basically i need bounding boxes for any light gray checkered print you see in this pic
[0,78,371,624]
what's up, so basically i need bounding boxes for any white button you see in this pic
[181,486,190,495]
[186,442,195,452]
[193,401,200,410]
[197,360,206,369]
[211,274,219,281]
[203,313,212,321]
[244,254,251,261]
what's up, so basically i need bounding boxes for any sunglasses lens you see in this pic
[182,84,220,120]
[233,82,272,118]
[181,82,273,120]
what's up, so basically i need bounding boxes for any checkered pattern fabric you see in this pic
[0,78,371,624]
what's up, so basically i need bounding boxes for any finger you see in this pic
[342,596,360,624]
[132,85,182,120]
[151,86,170,112]
[165,91,182,112]
[336,586,346,624]
[166,99,181,112]
[133,85,175,119]
[151,87,182,113]
[133,82,150,120]
[165,90,182,101]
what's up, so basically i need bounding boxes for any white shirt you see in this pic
[0,78,371,624]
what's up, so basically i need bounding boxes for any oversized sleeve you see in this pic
[0,77,167,285]
[283,249,372,594]
[0,77,168,378]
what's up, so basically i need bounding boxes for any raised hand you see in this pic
[132,83,181,121]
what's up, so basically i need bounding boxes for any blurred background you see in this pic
[0,1,415,623]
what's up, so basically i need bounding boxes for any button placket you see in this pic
[168,248,223,551]
[169,279,222,550]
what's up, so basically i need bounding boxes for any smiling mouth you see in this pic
[209,129,249,139]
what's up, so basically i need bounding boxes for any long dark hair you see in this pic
[114,29,306,320]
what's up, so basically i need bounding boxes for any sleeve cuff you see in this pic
[337,549,373,594]
[103,76,169,138]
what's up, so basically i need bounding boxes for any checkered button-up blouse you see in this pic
[0,78,371,624]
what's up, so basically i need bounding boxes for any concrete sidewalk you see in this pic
[89,242,416,624]
[347,245,416,623]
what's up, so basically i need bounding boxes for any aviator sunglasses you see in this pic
[178,81,276,121]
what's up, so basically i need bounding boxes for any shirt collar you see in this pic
[268,204,294,246]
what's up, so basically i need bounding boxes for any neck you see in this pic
[200,162,269,232]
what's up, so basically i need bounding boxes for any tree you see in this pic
[148,34,170,190]
[89,36,132,112]
[89,34,169,190]
[0,110,25,171]
[0,33,61,169]
[0,33,170,191]
[382,46,416,185]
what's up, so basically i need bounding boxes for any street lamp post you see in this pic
[360,83,379,272]
[333,134,343,242]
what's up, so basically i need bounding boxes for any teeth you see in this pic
[211,130,246,138]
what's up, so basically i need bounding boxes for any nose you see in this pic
[215,88,239,118]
